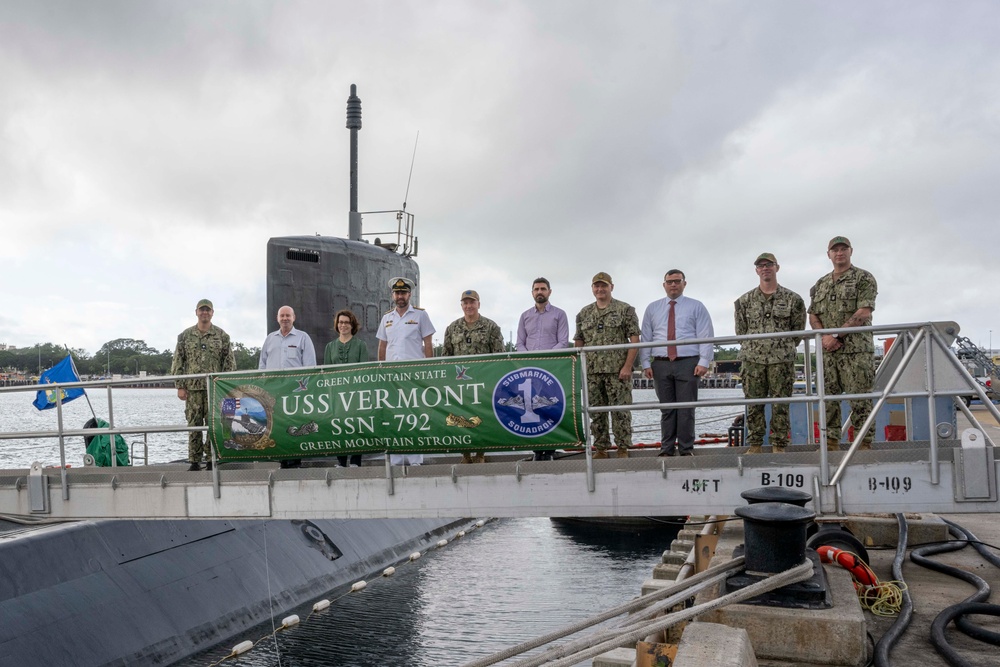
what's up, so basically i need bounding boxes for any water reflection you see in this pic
[549,517,686,558]
[183,517,682,667]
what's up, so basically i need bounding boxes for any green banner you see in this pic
[208,353,582,461]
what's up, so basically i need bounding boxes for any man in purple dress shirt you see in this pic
[640,270,715,457]
[516,277,569,460]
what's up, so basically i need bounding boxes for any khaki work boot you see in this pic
[746,445,763,454]
[475,453,487,463]
[616,448,629,459]
[593,450,610,459]
[826,440,840,452]
[460,452,473,464]
[772,445,787,454]
[858,442,872,451]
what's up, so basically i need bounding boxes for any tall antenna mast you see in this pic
[346,84,363,241]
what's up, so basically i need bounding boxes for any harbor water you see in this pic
[178,516,685,667]
[1,386,742,665]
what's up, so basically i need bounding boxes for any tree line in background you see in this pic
[0,339,262,378]
[2,339,742,378]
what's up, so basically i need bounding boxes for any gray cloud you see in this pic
[2,0,998,355]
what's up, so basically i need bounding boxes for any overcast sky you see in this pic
[2,0,998,358]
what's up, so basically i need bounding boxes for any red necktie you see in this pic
[667,300,677,360]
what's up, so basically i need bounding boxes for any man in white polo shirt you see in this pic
[376,277,436,465]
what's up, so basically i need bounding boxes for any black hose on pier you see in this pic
[873,513,914,667]
[909,521,1000,667]
[941,519,1000,646]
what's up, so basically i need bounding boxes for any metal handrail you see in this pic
[574,321,1000,492]
[4,321,999,496]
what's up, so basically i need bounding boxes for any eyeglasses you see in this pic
[664,279,683,285]
[755,262,775,268]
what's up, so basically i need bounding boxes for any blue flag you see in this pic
[33,355,85,411]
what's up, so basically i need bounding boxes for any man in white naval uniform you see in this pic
[376,277,436,465]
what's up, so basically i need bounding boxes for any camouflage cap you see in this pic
[460,289,480,301]
[196,299,214,310]
[754,252,777,266]
[828,236,852,250]
[389,276,414,292]
[591,272,613,285]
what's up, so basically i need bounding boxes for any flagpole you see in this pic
[66,349,98,422]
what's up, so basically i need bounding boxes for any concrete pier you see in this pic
[595,403,1000,666]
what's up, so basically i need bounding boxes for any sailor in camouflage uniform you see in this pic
[574,273,640,458]
[442,289,505,463]
[170,299,237,470]
[808,236,878,451]
[734,253,806,453]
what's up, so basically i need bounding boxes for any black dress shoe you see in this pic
[205,461,213,471]
[187,461,201,471]
[680,451,694,457]
[657,449,678,457]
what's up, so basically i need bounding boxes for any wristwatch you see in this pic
[831,333,840,339]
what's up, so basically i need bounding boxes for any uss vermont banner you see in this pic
[208,352,581,461]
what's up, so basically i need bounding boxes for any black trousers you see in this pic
[652,357,699,453]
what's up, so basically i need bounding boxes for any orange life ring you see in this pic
[816,545,879,592]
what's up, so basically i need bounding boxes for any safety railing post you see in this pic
[384,451,395,496]
[579,350,595,493]
[924,325,939,484]
[803,337,815,446]
[814,333,829,483]
[56,386,68,501]
[106,384,117,468]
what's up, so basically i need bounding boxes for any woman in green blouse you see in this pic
[324,309,369,466]
[325,309,369,365]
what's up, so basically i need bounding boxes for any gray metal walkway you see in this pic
[2,320,998,522]
[2,440,997,520]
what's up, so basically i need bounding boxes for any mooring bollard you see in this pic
[735,502,816,574]
[740,486,813,507]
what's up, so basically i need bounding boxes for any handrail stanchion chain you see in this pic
[803,336,815,446]
[578,349,595,493]
[815,333,829,484]
[924,325,939,484]
[56,384,69,501]
[831,327,926,486]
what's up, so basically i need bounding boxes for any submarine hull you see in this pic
[0,516,463,666]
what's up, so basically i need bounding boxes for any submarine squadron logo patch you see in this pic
[492,367,565,438]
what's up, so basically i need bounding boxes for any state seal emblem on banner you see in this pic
[219,385,276,450]
[492,367,565,437]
